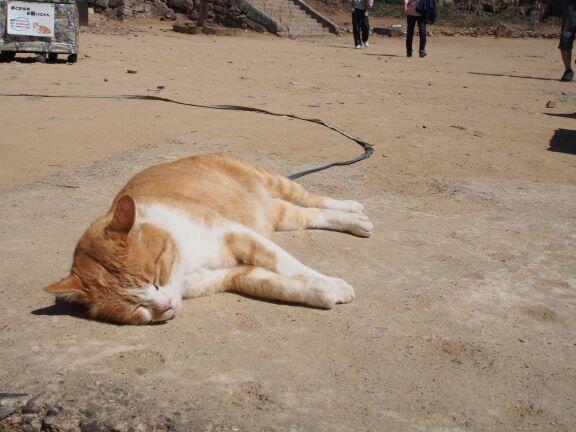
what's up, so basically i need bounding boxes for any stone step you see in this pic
[276,20,325,28]
[270,15,321,22]
[250,3,307,13]
[281,25,328,31]
[246,0,331,37]
[252,7,309,16]
[280,30,330,37]
[260,12,321,22]
[248,0,301,6]
[263,14,322,23]
[281,25,327,32]
[261,12,312,20]
[250,2,303,10]
[280,20,324,26]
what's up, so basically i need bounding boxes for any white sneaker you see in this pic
[355,45,362,49]
[364,42,370,47]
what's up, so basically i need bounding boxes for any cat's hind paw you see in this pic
[324,198,365,213]
[340,200,364,213]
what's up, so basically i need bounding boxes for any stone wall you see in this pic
[213,0,263,31]
[88,0,276,31]
[89,0,168,20]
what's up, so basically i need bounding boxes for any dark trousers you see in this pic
[406,15,427,53]
[352,8,369,46]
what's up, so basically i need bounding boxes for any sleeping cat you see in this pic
[43,153,372,324]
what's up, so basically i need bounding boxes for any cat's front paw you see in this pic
[326,277,355,305]
[345,212,373,238]
[305,277,355,309]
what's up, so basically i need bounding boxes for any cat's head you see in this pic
[43,195,181,325]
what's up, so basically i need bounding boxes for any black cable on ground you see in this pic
[0,93,374,180]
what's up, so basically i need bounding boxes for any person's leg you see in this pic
[406,15,416,56]
[361,11,370,45]
[352,9,362,47]
[561,49,572,70]
[559,15,576,80]
[418,16,427,56]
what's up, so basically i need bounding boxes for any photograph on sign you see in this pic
[7,1,55,37]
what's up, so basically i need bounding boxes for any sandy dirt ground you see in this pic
[1,17,575,432]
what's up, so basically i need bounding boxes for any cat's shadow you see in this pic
[32,295,325,324]
[32,300,171,325]
[32,300,91,320]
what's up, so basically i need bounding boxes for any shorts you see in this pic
[559,1,576,50]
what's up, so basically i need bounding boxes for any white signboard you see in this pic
[7,1,55,38]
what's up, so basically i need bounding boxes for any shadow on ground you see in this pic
[545,112,576,120]
[32,300,90,320]
[469,71,558,81]
[548,128,576,154]
[364,53,401,57]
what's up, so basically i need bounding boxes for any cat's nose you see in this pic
[156,300,172,314]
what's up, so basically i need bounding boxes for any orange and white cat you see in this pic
[43,153,372,324]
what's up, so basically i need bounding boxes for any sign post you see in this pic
[7,1,55,37]
[76,0,88,26]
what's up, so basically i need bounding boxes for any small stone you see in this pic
[46,407,60,417]
[84,402,101,417]
[126,69,138,74]
[80,419,104,432]
[22,398,42,414]
[0,406,16,420]
[21,414,34,424]
[163,9,176,21]
[134,367,148,376]
[546,101,558,108]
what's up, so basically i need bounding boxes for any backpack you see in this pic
[416,0,437,25]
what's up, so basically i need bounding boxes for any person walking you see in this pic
[405,0,435,57]
[350,0,374,49]
[559,0,576,81]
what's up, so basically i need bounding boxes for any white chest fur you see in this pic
[139,204,226,271]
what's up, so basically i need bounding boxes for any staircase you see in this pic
[246,0,335,37]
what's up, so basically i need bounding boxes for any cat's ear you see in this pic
[43,274,85,295]
[108,195,136,234]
